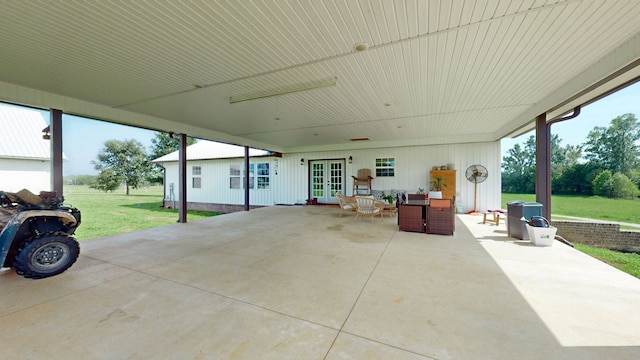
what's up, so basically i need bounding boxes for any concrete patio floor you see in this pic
[1,205,640,359]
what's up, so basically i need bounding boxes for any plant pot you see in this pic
[428,191,442,199]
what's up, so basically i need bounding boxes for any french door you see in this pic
[309,159,346,204]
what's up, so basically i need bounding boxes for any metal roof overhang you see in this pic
[0,1,639,154]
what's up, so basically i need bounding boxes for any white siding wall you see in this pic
[161,141,502,212]
[0,158,51,192]
[162,158,278,207]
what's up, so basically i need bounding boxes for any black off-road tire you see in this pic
[13,233,80,279]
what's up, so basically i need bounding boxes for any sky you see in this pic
[5,81,640,176]
[61,115,157,176]
[500,81,640,157]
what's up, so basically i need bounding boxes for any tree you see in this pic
[628,169,640,190]
[584,113,640,174]
[503,113,640,197]
[92,139,149,195]
[146,132,196,184]
[552,162,602,195]
[502,141,535,193]
[563,144,583,165]
[592,170,614,197]
[592,170,640,199]
[90,169,120,192]
[552,142,581,173]
[501,134,572,193]
[612,173,640,199]
[65,175,96,186]
[75,175,96,186]
[549,135,582,192]
[611,172,640,199]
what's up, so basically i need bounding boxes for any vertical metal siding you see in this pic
[0,158,51,193]
[174,159,278,206]
[162,142,501,211]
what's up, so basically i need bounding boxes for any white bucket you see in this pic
[525,224,557,246]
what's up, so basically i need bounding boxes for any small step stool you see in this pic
[483,210,505,225]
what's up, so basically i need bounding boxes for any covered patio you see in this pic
[2,1,640,216]
[2,207,639,359]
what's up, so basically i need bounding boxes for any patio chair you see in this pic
[426,198,455,235]
[354,196,385,223]
[352,169,373,195]
[335,193,357,217]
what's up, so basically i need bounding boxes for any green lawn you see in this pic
[63,185,219,241]
[574,244,640,279]
[501,193,640,224]
[502,193,640,280]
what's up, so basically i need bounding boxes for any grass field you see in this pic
[502,193,640,279]
[63,185,218,241]
[574,244,640,279]
[501,193,640,224]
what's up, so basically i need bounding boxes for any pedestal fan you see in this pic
[465,164,488,213]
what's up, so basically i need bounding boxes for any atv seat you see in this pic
[14,189,43,205]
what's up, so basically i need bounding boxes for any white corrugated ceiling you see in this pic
[0,0,639,152]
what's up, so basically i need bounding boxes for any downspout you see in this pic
[161,164,167,207]
[535,106,581,221]
[548,106,581,126]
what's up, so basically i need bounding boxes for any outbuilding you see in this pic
[0,105,56,193]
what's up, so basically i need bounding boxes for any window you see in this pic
[229,164,244,189]
[230,163,269,189]
[192,177,201,188]
[256,163,270,189]
[192,166,201,188]
[375,157,395,177]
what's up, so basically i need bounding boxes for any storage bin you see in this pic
[507,201,543,240]
[525,223,557,246]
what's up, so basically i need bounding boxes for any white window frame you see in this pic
[256,163,269,189]
[229,163,255,189]
[192,166,202,188]
[375,157,395,177]
[192,177,201,188]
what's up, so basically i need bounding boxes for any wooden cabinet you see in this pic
[430,170,456,199]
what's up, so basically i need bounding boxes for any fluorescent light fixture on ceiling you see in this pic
[230,77,337,104]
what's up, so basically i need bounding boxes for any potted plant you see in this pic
[429,176,446,199]
[381,193,395,204]
[407,188,425,201]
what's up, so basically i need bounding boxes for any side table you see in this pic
[399,200,428,232]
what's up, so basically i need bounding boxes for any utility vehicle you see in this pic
[0,189,81,279]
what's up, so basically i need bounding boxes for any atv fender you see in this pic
[0,210,78,267]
